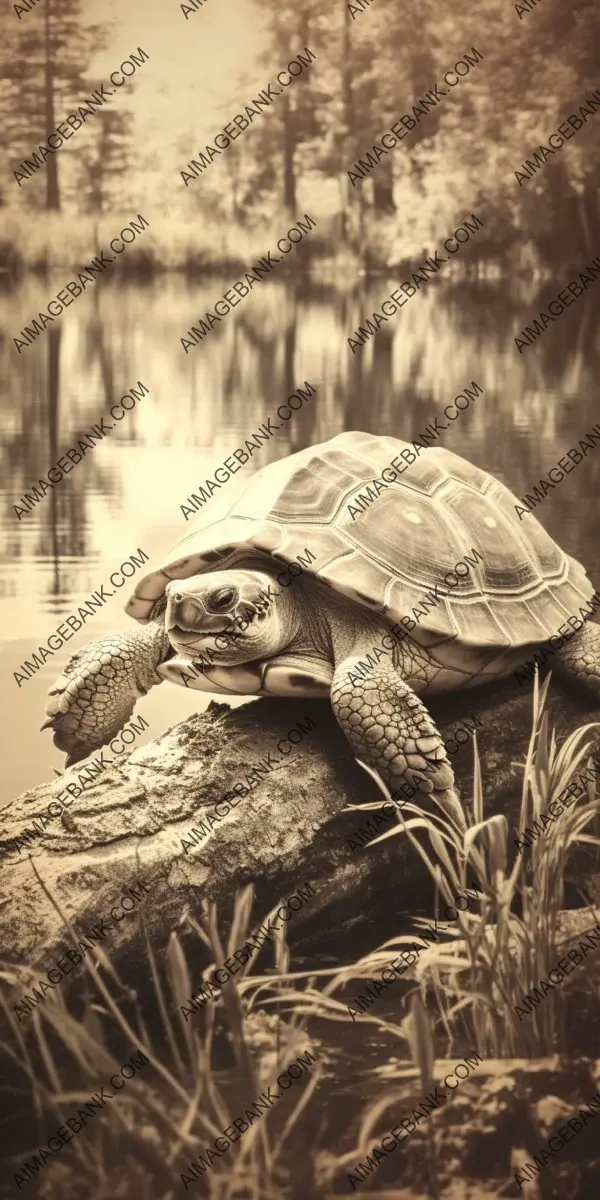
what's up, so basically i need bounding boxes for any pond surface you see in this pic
[2,273,600,798]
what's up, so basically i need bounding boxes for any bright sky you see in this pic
[88,0,268,150]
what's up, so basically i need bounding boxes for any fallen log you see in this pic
[1,675,599,1014]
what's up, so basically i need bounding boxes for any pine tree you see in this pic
[1,0,104,210]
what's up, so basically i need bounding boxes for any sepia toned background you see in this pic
[2,1,600,1197]
[3,0,600,798]
[2,0,600,795]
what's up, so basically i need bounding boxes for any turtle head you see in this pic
[165,568,299,664]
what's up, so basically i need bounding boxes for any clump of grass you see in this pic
[0,878,320,1200]
[359,671,600,1058]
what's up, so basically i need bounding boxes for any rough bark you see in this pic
[1,675,599,1012]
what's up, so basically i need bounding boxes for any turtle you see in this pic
[43,430,600,828]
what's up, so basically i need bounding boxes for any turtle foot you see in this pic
[331,657,466,832]
[42,622,169,762]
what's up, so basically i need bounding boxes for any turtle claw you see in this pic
[44,686,71,717]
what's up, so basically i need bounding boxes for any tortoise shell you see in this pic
[126,431,593,681]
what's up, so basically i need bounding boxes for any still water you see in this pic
[2,274,600,799]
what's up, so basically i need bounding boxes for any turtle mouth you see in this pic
[169,601,270,646]
[169,623,205,643]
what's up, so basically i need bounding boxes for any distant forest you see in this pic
[1,0,599,270]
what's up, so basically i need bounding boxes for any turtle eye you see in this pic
[206,585,238,613]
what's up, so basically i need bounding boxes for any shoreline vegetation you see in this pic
[0,207,591,281]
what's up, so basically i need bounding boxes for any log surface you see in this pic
[1,677,599,1007]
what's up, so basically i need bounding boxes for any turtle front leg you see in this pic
[331,657,465,831]
[42,619,171,765]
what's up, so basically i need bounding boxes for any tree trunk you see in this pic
[577,185,599,258]
[339,3,353,246]
[373,167,396,214]
[281,91,296,213]
[44,0,60,211]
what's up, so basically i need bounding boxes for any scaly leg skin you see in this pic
[42,619,170,765]
[331,657,466,832]
[553,621,600,698]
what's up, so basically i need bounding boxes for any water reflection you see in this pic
[2,275,600,795]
